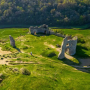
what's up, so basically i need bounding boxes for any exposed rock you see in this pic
[9,35,15,48]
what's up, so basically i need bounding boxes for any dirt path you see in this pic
[0,47,11,55]
[0,47,12,65]
[44,42,56,49]
[44,42,90,66]
[0,59,10,65]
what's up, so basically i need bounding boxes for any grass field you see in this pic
[0,27,90,90]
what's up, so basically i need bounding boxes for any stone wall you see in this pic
[58,36,77,59]
[29,24,65,38]
[29,24,50,34]
[9,35,15,48]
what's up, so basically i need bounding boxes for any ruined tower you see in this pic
[9,35,16,48]
[58,36,77,59]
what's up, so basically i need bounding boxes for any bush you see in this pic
[20,68,31,75]
[13,68,19,74]
[56,44,61,48]
[48,52,56,57]
[0,73,6,79]
[41,50,56,57]
[22,46,28,50]
[17,58,21,60]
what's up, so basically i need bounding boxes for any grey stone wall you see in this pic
[29,24,50,34]
[58,36,77,59]
[9,35,15,48]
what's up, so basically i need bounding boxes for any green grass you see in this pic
[52,28,90,58]
[0,27,90,90]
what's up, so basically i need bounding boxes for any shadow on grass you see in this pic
[60,57,90,73]
[14,47,21,52]
[59,45,90,73]
[33,33,50,37]
[75,45,90,58]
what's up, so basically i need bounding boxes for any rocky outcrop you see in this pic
[9,35,15,48]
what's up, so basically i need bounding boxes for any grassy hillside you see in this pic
[52,28,90,57]
[0,28,90,90]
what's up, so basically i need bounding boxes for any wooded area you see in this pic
[0,0,90,26]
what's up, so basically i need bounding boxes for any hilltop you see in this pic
[0,27,90,90]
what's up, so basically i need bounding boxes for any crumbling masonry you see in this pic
[58,36,77,59]
[29,24,50,34]
[9,35,15,48]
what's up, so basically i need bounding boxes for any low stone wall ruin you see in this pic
[29,24,50,34]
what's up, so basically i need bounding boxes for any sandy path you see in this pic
[44,42,90,66]
[0,47,11,65]
[0,47,11,55]
[0,59,10,65]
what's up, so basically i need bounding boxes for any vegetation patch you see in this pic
[0,28,90,90]
[41,50,56,57]
[75,34,86,43]
[20,68,31,75]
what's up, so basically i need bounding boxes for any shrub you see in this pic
[56,44,61,48]
[41,50,56,57]
[48,52,56,57]
[13,68,19,74]
[0,73,4,78]
[22,46,28,50]
[20,68,31,75]
[0,73,6,79]
[17,58,21,60]
[1,58,3,60]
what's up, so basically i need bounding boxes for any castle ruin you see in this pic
[9,35,16,48]
[29,24,50,34]
[58,36,77,59]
